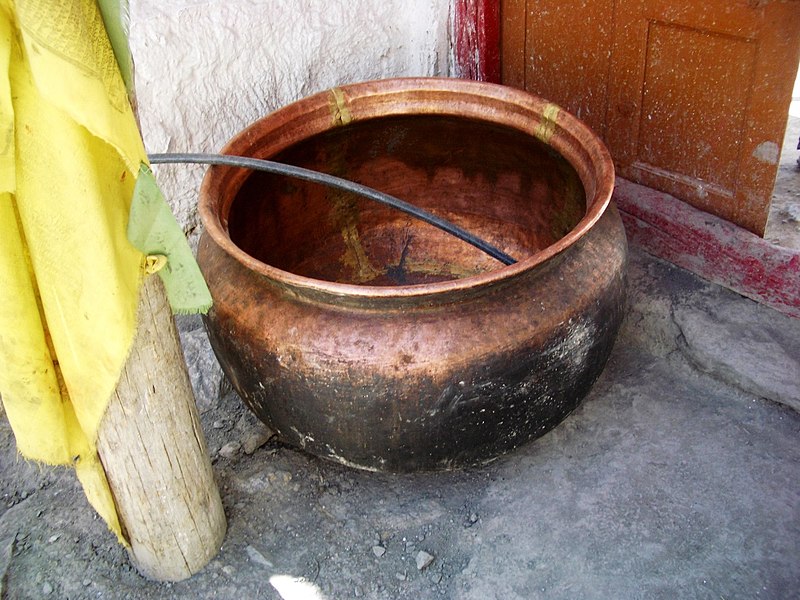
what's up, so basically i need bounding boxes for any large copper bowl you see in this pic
[197,78,626,471]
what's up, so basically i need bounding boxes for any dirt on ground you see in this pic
[1,247,799,600]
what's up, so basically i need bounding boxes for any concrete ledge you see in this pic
[623,248,800,413]
[614,178,800,319]
[673,295,800,413]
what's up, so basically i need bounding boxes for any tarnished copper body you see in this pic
[197,78,627,471]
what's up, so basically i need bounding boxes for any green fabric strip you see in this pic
[96,0,134,99]
[128,164,212,314]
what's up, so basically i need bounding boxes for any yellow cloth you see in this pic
[0,0,149,544]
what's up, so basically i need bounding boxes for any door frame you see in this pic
[452,0,501,82]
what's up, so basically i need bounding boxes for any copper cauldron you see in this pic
[197,78,626,471]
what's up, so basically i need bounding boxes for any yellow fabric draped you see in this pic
[0,0,150,544]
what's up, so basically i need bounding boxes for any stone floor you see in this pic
[1,243,798,600]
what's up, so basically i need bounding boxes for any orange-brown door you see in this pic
[501,0,616,138]
[501,0,800,235]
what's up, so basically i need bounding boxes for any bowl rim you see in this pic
[198,77,616,300]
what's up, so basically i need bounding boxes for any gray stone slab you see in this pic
[674,289,800,412]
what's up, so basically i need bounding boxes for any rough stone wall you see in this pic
[130,0,452,232]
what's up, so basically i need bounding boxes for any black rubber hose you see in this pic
[148,152,517,266]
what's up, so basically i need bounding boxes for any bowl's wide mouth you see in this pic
[198,77,615,300]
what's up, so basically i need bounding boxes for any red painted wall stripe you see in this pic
[453,0,501,82]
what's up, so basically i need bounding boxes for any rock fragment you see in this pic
[246,545,274,568]
[416,550,435,571]
[178,323,226,412]
[219,441,241,459]
[243,426,275,455]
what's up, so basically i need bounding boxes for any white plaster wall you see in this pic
[130,0,452,233]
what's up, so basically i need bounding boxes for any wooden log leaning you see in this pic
[96,274,226,581]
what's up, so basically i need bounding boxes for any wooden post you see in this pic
[95,274,226,581]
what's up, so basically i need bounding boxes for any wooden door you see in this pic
[501,0,800,235]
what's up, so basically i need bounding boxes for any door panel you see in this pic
[501,0,800,235]
[637,22,756,193]
[606,1,800,235]
[501,0,615,136]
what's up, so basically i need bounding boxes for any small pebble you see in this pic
[416,550,435,571]
[246,545,273,568]
[371,545,386,558]
[243,427,273,455]
[47,534,60,544]
[222,565,235,576]
[395,571,407,581]
[219,441,241,459]
[42,582,53,595]
[82,578,92,587]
